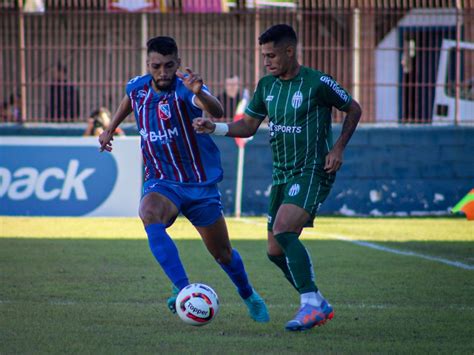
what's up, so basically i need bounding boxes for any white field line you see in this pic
[237,218,474,271]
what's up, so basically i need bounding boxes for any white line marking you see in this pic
[237,218,474,271]
[312,232,474,271]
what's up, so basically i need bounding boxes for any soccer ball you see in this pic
[175,283,219,326]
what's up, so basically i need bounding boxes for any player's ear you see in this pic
[286,44,296,58]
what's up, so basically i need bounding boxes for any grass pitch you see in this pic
[1,216,473,354]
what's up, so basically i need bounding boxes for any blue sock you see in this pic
[218,249,253,299]
[145,223,189,290]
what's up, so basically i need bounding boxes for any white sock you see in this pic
[301,291,325,307]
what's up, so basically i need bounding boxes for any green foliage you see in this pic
[1,217,473,353]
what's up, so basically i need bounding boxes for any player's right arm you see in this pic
[99,94,132,152]
[193,77,267,137]
[193,114,261,137]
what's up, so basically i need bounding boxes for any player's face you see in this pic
[261,42,293,77]
[147,52,180,90]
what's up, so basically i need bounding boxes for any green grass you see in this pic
[1,217,473,354]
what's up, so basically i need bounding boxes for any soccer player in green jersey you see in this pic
[194,24,362,331]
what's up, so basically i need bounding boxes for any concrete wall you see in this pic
[1,125,472,216]
[215,125,474,216]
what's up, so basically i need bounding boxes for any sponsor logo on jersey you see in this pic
[158,103,171,120]
[291,91,303,109]
[265,95,274,101]
[136,89,147,99]
[139,128,148,139]
[320,76,349,102]
[288,183,301,197]
[0,146,117,216]
[268,122,302,137]
[139,127,179,144]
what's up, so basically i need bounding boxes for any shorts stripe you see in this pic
[311,181,322,215]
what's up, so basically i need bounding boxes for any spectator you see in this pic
[83,107,125,137]
[0,93,23,124]
[217,75,242,118]
[49,63,80,122]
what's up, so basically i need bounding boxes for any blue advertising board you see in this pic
[0,137,142,216]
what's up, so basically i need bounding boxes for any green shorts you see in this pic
[267,170,335,231]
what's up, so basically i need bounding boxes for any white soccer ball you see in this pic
[175,283,219,326]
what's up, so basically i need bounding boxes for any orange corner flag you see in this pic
[452,189,474,220]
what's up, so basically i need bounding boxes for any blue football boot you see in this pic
[243,289,270,323]
[285,301,334,331]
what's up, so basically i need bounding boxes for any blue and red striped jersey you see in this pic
[126,74,223,185]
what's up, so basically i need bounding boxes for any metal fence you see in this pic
[1,0,473,125]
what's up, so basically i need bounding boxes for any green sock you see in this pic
[267,253,298,290]
[274,232,317,294]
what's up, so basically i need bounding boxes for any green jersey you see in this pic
[245,66,352,185]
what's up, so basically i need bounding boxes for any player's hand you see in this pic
[176,68,203,95]
[193,117,216,134]
[324,147,343,173]
[98,129,114,152]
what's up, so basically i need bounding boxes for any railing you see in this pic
[1,0,473,124]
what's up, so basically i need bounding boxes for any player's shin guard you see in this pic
[218,249,253,299]
[267,253,298,290]
[274,232,317,294]
[145,223,189,290]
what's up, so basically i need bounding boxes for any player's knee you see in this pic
[272,224,290,237]
[267,243,283,256]
[140,207,163,225]
[272,220,301,236]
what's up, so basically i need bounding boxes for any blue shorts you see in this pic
[142,179,223,227]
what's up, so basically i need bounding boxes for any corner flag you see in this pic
[451,189,474,220]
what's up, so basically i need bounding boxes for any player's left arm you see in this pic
[176,68,224,118]
[193,90,224,119]
[325,99,362,174]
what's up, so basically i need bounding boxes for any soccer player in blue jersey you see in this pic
[98,36,269,323]
[194,24,362,331]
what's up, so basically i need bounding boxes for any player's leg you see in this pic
[273,203,333,331]
[194,216,269,323]
[140,180,190,312]
[273,203,316,295]
[195,216,251,298]
[267,231,297,290]
[266,184,298,289]
[183,185,269,322]
[272,173,336,331]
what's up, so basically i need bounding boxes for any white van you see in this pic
[432,39,474,124]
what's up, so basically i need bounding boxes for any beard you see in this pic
[153,76,174,91]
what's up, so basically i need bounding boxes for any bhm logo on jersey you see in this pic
[139,127,179,144]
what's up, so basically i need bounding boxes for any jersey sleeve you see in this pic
[245,80,267,120]
[126,75,141,96]
[317,75,352,111]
